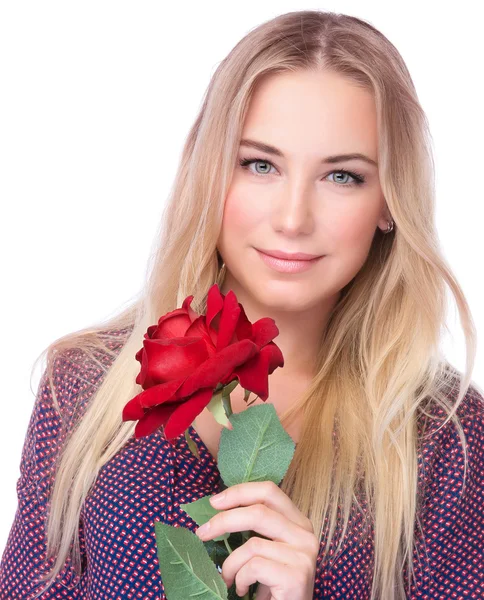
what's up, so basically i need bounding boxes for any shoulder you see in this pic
[38,326,131,420]
[419,379,484,436]
[457,384,484,453]
[409,383,484,596]
[25,327,131,476]
[417,381,484,505]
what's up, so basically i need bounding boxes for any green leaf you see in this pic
[218,403,296,487]
[202,531,244,562]
[202,538,230,565]
[180,495,229,542]
[223,379,239,395]
[244,387,260,407]
[227,582,241,600]
[154,521,228,599]
[207,390,231,428]
[184,429,200,460]
[202,537,244,600]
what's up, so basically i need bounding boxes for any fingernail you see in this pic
[210,492,226,504]
[197,521,210,536]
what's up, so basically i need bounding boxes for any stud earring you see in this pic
[384,220,394,234]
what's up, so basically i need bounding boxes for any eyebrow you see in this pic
[240,138,378,167]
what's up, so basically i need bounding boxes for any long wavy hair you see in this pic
[30,10,481,599]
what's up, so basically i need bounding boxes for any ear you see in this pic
[377,201,393,232]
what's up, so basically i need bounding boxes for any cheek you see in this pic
[220,189,263,238]
[320,206,380,292]
[328,201,381,252]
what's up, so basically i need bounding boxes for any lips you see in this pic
[256,249,323,273]
[256,248,322,261]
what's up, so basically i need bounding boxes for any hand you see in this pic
[195,481,320,600]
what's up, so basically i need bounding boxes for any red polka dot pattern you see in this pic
[0,329,483,598]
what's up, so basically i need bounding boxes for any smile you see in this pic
[256,249,324,273]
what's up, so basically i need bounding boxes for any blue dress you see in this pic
[1,330,483,598]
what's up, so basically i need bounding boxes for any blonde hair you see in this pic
[29,10,481,598]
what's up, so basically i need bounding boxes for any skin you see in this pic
[197,482,319,599]
[203,69,392,598]
[217,68,391,379]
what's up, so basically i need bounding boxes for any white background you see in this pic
[0,1,482,556]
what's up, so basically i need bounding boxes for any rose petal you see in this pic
[181,294,199,322]
[262,341,285,373]
[235,303,253,341]
[177,338,258,398]
[136,349,149,387]
[136,378,185,409]
[140,337,209,387]
[163,387,214,440]
[205,285,225,345]
[251,317,280,348]
[134,402,178,438]
[129,283,285,441]
[122,395,146,421]
[184,316,216,356]
[146,325,157,338]
[153,310,193,339]
[233,344,283,400]
[216,290,241,352]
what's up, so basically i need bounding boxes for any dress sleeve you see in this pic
[406,386,484,598]
[0,350,95,599]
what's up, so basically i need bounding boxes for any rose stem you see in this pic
[222,388,233,419]
[223,537,233,554]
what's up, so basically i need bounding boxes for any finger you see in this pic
[221,535,316,589]
[196,503,319,551]
[254,584,271,600]
[234,555,314,599]
[209,480,313,532]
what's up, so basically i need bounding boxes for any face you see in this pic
[217,69,391,314]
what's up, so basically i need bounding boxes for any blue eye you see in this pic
[239,157,276,176]
[327,171,364,187]
[238,156,366,188]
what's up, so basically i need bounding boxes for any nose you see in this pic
[272,180,315,237]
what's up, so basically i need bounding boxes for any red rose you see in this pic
[122,284,284,441]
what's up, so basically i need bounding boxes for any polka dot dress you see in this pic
[0,329,483,598]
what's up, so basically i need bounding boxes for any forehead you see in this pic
[241,70,378,161]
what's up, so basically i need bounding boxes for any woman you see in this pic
[1,9,483,600]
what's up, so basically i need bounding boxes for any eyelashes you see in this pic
[238,156,366,188]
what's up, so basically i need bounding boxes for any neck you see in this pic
[220,274,340,378]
